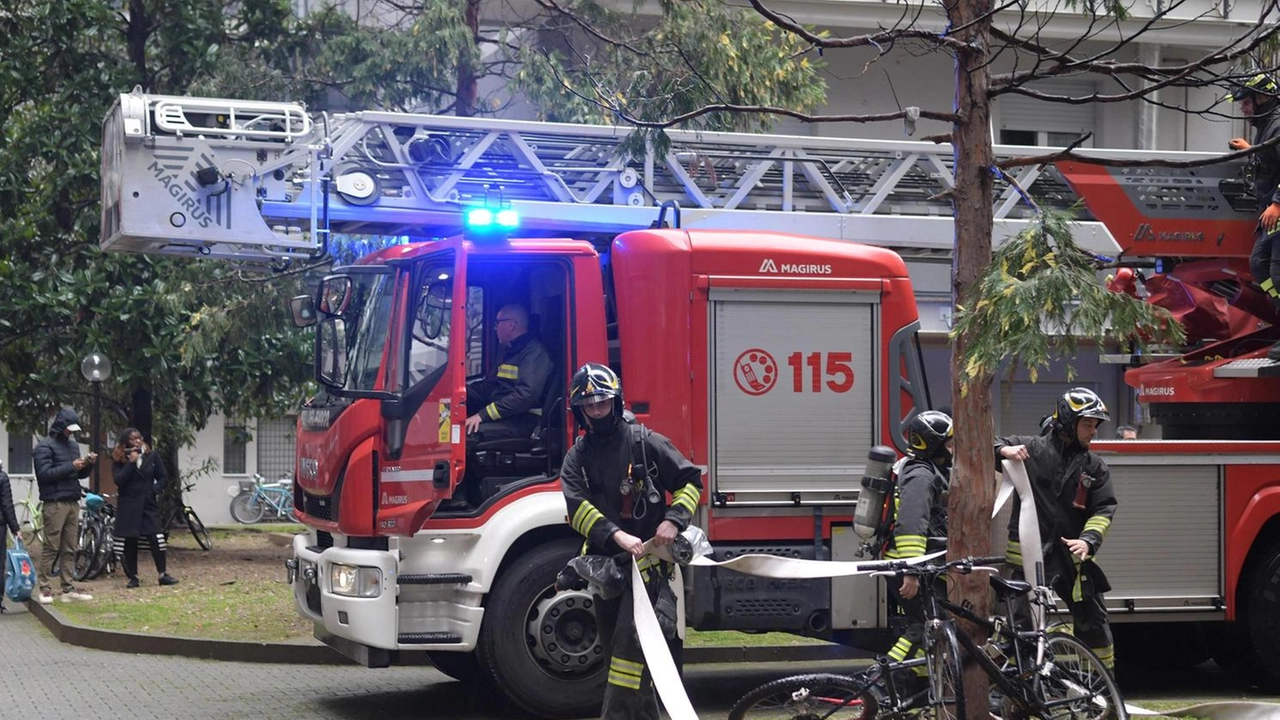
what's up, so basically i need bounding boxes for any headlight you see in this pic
[329,563,382,598]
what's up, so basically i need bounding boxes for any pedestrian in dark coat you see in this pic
[112,428,178,588]
[33,407,94,603]
[0,460,23,612]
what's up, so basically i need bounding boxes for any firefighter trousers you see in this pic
[594,557,675,720]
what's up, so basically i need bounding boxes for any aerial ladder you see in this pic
[103,88,1277,430]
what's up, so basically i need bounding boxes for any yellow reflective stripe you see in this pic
[496,364,519,380]
[484,403,502,420]
[612,657,644,673]
[571,503,604,536]
[888,637,913,661]
[1072,570,1084,602]
[1264,278,1276,293]
[1091,644,1115,669]
[636,555,660,571]
[672,485,700,513]
[1006,539,1023,564]
[607,670,643,690]
[893,535,926,553]
[1083,516,1111,538]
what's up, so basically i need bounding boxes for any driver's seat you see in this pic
[473,375,565,497]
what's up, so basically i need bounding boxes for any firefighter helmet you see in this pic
[1052,387,1110,437]
[570,362,624,427]
[905,410,954,461]
[1226,71,1279,103]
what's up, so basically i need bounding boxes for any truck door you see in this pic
[376,240,469,533]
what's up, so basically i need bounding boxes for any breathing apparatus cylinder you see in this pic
[853,445,898,540]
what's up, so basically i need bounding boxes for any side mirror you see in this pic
[316,317,348,388]
[417,279,452,340]
[318,276,354,317]
[289,295,317,328]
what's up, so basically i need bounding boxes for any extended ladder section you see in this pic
[100,88,1256,263]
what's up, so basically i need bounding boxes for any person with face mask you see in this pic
[882,410,954,698]
[996,387,1119,672]
[558,363,703,720]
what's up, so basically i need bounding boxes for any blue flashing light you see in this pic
[496,208,519,228]
[466,207,495,228]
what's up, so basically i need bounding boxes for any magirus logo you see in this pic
[758,258,832,275]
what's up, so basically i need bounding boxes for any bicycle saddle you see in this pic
[989,574,1031,600]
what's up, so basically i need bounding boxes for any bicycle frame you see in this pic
[252,483,293,519]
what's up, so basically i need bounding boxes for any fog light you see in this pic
[329,563,382,598]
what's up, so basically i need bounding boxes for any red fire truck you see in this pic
[100,89,1280,715]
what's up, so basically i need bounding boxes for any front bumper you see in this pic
[288,533,485,663]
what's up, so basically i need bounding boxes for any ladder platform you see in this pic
[1213,358,1280,378]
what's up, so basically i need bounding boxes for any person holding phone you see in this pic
[112,428,178,588]
[32,407,95,604]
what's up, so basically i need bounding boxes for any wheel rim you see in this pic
[525,587,605,677]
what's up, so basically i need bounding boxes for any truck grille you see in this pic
[303,492,335,521]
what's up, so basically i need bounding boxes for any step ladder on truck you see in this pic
[100,88,1280,715]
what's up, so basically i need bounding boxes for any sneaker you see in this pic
[61,591,93,602]
[158,574,179,586]
[36,592,54,605]
[125,577,140,589]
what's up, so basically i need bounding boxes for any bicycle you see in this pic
[729,556,1127,720]
[14,477,44,545]
[159,481,212,551]
[229,473,296,524]
[72,492,116,581]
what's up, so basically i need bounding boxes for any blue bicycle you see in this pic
[229,473,296,524]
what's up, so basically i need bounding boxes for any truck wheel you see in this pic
[478,539,607,719]
[1244,541,1280,691]
[426,650,485,684]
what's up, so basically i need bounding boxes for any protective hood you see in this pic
[49,407,82,436]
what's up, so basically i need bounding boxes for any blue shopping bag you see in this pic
[6,538,36,602]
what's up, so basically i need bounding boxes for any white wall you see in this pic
[1,414,272,528]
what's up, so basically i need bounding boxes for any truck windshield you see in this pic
[342,270,396,393]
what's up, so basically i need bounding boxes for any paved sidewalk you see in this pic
[0,602,456,720]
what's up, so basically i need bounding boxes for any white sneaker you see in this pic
[61,591,93,602]
[36,592,53,605]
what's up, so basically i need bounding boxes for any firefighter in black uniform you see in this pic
[1228,71,1280,359]
[883,410,953,696]
[559,363,703,720]
[465,304,554,441]
[995,387,1119,670]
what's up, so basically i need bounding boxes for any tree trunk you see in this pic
[946,0,998,716]
[126,0,151,91]
[456,0,482,117]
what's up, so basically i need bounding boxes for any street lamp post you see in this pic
[80,353,112,494]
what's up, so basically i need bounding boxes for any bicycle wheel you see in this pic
[1035,633,1128,720]
[184,507,213,550]
[229,493,266,524]
[922,621,965,720]
[72,522,97,581]
[728,673,879,720]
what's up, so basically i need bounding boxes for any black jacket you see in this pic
[113,452,167,538]
[0,469,19,536]
[474,334,554,422]
[561,419,703,556]
[885,457,949,560]
[33,408,91,502]
[1251,110,1280,208]
[993,433,1118,589]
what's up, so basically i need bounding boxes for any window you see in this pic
[999,80,1096,149]
[224,420,250,475]
[256,417,296,481]
[7,434,34,475]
